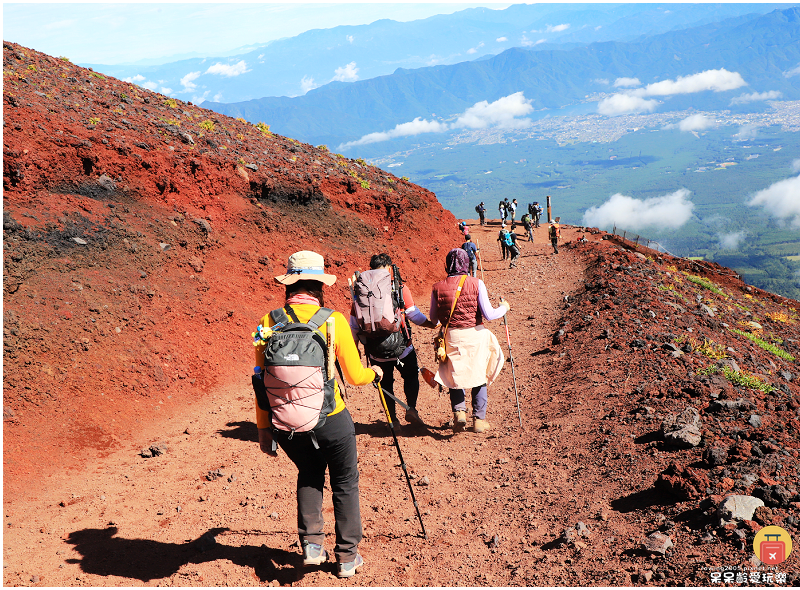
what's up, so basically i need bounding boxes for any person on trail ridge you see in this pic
[476,202,486,226]
[462,234,479,278]
[254,250,383,578]
[498,200,506,224]
[521,212,534,243]
[498,226,509,260]
[549,220,561,254]
[428,248,508,434]
[506,230,520,268]
[350,253,436,431]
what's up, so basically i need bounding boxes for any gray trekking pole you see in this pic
[373,381,428,539]
[501,310,523,430]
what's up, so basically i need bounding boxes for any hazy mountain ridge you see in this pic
[207,7,800,148]
[81,3,791,103]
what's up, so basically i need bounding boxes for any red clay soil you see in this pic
[4,41,800,587]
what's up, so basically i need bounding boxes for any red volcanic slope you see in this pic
[2,41,461,486]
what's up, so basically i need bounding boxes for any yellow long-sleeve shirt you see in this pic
[253,303,376,429]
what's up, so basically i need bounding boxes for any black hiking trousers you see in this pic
[371,348,420,424]
[274,409,362,563]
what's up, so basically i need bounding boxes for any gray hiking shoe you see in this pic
[302,541,328,566]
[337,553,364,578]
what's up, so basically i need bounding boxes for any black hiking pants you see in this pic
[372,348,420,424]
[274,409,361,563]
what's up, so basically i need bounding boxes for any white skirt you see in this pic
[434,324,505,390]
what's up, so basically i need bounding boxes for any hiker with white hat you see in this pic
[252,250,382,578]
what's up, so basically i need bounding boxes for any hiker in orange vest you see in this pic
[428,248,508,434]
[549,221,561,254]
[253,251,383,578]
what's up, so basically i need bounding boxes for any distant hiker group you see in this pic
[251,246,512,578]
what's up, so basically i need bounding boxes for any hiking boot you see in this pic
[302,541,328,566]
[405,407,424,425]
[473,418,491,433]
[452,411,467,432]
[337,553,364,578]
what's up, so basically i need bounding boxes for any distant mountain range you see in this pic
[84,3,791,102]
[206,6,800,148]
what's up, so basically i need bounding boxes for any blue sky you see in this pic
[3,2,513,65]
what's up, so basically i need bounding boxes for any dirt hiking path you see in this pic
[3,222,605,587]
[6,222,797,587]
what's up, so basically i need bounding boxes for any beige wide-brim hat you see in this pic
[274,250,337,286]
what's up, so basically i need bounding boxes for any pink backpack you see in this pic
[352,269,402,335]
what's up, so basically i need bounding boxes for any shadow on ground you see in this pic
[64,526,312,583]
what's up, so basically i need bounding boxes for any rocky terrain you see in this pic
[3,41,799,586]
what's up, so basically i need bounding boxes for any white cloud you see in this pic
[496,36,508,42]
[521,34,546,47]
[180,71,201,91]
[467,42,485,55]
[192,91,210,104]
[300,76,318,94]
[205,60,249,77]
[212,92,223,102]
[599,69,746,116]
[614,77,641,88]
[346,35,354,43]
[340,117,447,148]
[792,159,800,174]
[142,81,158,91]
[582,189,694,231]
[332,61,359,82]
[718,231,747,250]
[784,63,800,78]
[123,74,146,83]
[453,92,533,129]
[636,69,745,97]
[730,90,782,105]
[736,123,758,140]
[546,24,570,33]
[679,114,714,132]
[748,175,800,228]
[340,92,533,148]
[593,78,609,85]
[598,94,658,116]
[161,87,173,95]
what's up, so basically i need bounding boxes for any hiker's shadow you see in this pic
[218,420,258,442]
[355,420,452,441]
[64,526,310,583]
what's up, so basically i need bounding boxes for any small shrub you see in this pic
[360,180,370,189]
[766,311,792,324]
[90,72,105,79]
[164,98,178,108]
[27,64,37,72]
[401,176,409,181]
[356,158,367,166]
[88,117,100,125]
[730,328,795,361]
[721,366,774,394]
[697,339,727,360]
[255,122,271,136]
[317,145,328,151]
[237,117,246,123]
[59,56,71,62]
[199,120,215,132]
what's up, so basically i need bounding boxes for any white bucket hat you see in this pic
[274,250,337,286]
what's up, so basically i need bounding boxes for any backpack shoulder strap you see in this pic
[269,308,291,325]
[307,307,334,330]
[283,305,302,323]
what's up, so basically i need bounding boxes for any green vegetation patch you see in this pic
[729,328,795,361]
[684,273,725,296]
[697,365,775,393]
